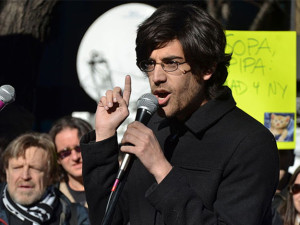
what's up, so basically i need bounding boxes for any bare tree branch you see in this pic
[206,0,231,24]
[296,0,300,34]
[249,0,274,30]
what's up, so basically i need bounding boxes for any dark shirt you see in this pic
[66,182,86,207]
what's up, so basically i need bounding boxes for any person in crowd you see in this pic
[49,116,92,208]
[81,3,279,225]
[276,166,300,225]
[273,150,295,210]
[0,137,12,183]
[0,132,90,225]
[272,150,295,225]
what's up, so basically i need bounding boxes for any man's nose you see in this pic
[21,167,31,180]
[151,64,167,84]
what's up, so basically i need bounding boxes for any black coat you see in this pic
[81,88,279,225]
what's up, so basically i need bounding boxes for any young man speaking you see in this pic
[81,3,279,225]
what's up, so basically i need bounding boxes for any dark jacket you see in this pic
[81,88,279,225]
[0,183,90,225]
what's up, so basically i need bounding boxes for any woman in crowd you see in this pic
[277,166,300,225]
[49,116,92,208]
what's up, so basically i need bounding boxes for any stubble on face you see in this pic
[10,185,45,205]
[148,39,207,121]
[152,73,205,121]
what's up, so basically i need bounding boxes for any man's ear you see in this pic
[203,65,216,81]
[203,72,213,81]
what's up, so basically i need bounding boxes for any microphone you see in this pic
[101,93,158,225]
[0,85,15,111]
[113,93,158,189]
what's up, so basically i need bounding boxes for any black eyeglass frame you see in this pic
[57,145,81,160]
[138,60,188,73]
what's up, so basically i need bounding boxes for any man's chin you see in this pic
[157,106,176,119]
[13,196,39,206]
[157,108,166,118]
[11,191,43,206]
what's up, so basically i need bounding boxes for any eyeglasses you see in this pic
[139,60,188,73]
[291,184,300,195]
[57,146,81,159]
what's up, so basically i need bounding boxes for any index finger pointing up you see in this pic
[123,75,131,106]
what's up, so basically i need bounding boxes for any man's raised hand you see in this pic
[95,75,132,141]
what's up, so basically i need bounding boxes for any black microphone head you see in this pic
[0,85,16,103]
[136,93,158,115]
